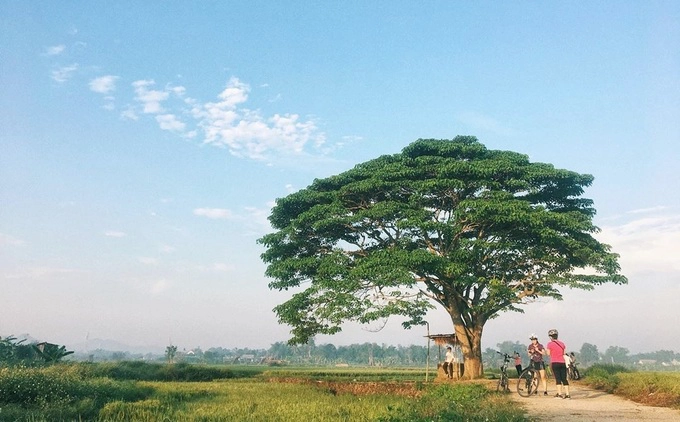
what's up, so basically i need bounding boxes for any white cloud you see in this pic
[51,64,79,82]
[197,262,235,272]
[100,76,328,160]
[104,230,127,238]
[89,75,119,94]
[0,232,25,247]
[45,45,65,56]
[599,211,680,275]
[192,77,326,160]
[120,107,139,121]
[243,205,273,235]
[4,267,83,280]
[193,208,233,219]
[132,80,170,114]
[156,114,186,132]
[159,244,176,254]
[211,263,234,272]
[150,279,169,294]
[627,206,669,215]
[139,257,159,265]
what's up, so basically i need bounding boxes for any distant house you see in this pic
[232,354,257,364]
[637,359,656,365]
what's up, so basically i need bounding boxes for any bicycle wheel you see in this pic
[497,374,509,392]
[517,369,536,397]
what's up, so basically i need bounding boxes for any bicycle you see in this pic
[568,361,580,380]
[517,367,539,397]
[495,351,511,392]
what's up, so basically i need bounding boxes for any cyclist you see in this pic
[527,334,548,395]
[544,329,571,399]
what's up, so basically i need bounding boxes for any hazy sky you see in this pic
[2,1,679,355]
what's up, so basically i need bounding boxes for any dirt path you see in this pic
[510,381,680,421]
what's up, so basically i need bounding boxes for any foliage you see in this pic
[583,365,680,409]
[267,341,429,366]
[0,336,73,367]
[377,383,525,421]
[165,345,177,364]
[34,343,74,362]
[258,137,626,378]
[579,342,600,365]
[602,345,631,365]
[582,364,630,392]
[0,364,153,421]
[87,361,236,382]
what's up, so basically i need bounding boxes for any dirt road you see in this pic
[511,382,680,421]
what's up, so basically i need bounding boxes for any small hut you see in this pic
[426,333,464,380]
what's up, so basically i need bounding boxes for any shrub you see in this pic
[378,383,525,421]
[90,361,235,382]
[583,364,630,393]
[0,364,154,421]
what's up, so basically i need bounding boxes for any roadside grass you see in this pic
[261,366,427,382]
[0,362,527,421]
[583,364,680,409]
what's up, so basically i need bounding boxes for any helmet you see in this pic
[548,329,558,337]
[529,333,537,340]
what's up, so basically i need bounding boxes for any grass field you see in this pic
[0,363,526,421]
[2,362,680,421]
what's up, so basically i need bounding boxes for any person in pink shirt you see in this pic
[513,351,523,377]
[544,328,571,399]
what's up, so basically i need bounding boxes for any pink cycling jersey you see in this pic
[546,340,567,363]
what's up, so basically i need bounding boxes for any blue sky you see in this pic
[2,1,679,354]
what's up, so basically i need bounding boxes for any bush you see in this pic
[0,364,153,421]
[89,361,235,381]
[583,364,630,393]
[378,383,525,421]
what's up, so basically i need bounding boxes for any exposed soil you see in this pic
[269,377,424,397]
[509,380,680,421]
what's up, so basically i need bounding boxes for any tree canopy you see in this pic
[258,137,626,378]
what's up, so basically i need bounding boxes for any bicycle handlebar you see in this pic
[495,350,512,361]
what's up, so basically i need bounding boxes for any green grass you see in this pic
[0,362,526,421]
[583,364,680,409]
[261,366,428,382]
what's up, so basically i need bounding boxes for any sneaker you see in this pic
[564,395,571,399]
[554,394,562,399]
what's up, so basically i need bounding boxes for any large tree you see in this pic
[258,137,626,378]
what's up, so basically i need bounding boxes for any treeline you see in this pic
[72,339,680,370]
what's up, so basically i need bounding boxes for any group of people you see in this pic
[442,328,574,398]
[522,328,572,399]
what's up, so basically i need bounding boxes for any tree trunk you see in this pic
[453,320,485,379]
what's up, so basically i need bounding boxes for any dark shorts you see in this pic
[530,361,545,371]
[551,362,569,385]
